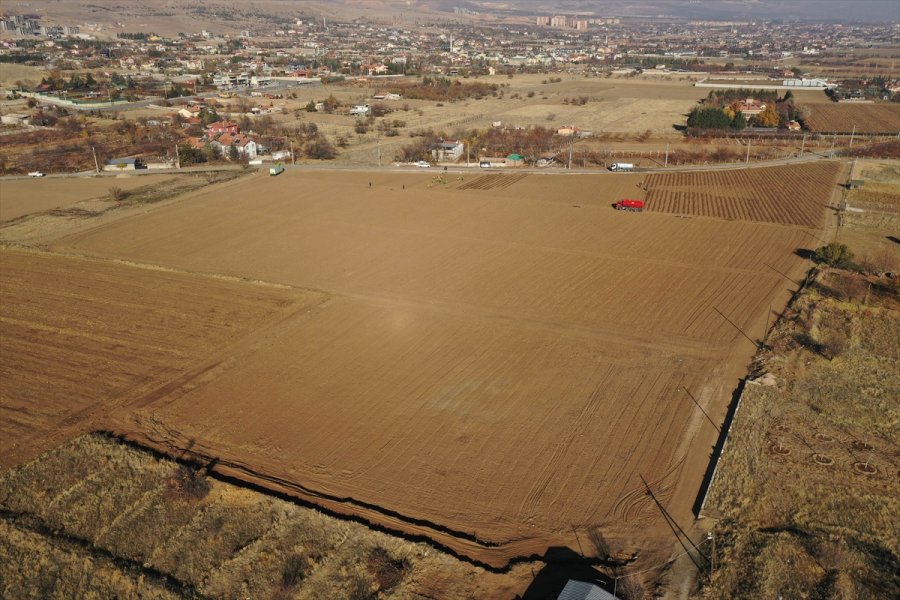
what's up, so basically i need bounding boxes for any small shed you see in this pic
[557,580,620,600]
[104,157,145,171]
[848,179,865,189]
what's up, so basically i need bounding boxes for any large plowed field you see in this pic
[804,102,900,134]
[0,249,320,468]
[644,162,841,226]
[4,162,842,568]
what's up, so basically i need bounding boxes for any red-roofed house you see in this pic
[207,120,240,136]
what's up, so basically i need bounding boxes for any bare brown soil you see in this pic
[0,165,829,569]
[804,102,900,134]
[0,248,318,468]
[644,162,843,226]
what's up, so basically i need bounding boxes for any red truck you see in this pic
[615,199,644,212]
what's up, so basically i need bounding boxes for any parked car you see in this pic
[480,161,491,168]
[28,171,45,177]
[416,161,431,168]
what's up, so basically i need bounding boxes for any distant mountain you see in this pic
[441,0,899,23]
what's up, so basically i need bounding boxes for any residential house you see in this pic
[432,140,464,162]
[178,105,203,119]
[234,136,258,159]
[217,133,258,159]
[206,120,240,136]
[733,98,766,116]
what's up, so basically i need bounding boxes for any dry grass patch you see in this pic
[0,434,535,599]
[701,268,900,599]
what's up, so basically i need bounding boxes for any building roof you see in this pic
[208,120,238,130]
[106,157,140,165]
[557,580,619,600]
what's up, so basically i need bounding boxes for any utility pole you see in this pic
[466,141,469,168]
[568,140,573,169]
[664,142,669,167]
[91,145,100,174]
[175,144,181,169]
[709,532,716,582]
[849,124,856,148]
[799,134,806,157]
[745,138,751,163]
[290,140,295,165]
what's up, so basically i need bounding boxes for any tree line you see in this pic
[687,89,810,131]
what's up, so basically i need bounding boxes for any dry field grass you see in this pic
[839,160,900,264]
[263,74,720,167]
[0,173,180,221]
[698,159,899,599]
[6,162,837,569]
[0,170,248,246]
[804,102,900,134]
[0,63,45,88]
[700,269,900,599]
[0,247,319,469]
[1,434,532,599]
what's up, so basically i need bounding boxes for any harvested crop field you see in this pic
[644,162,842,226]
[804,102,900,134]
[9,163,837,567]
[0,248,319,468]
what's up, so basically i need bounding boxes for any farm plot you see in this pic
[457,173,529,190]
[0,248,319,469]
[804,102,900,134]
[39,168,833,567]
[644,162,842,226]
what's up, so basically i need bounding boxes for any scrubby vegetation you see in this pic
[0,434,529,599]
[699,261,899,599]
[388,76,499,102]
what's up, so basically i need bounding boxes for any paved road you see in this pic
[0,151,842,182]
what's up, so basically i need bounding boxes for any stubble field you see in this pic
[0,162,839,567]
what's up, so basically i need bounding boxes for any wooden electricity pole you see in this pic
[91,146,100,173]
